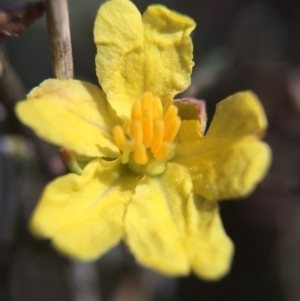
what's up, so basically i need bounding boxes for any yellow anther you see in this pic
[151,119,164,153]
[152,96,163,119]
[130,120,143,142]
[142,109,153,148]
[164,116,181,143]
[131,101,142,120]
[112,92,181,168]
[154,142,171,160]
[143,91,153,99]
[113,125,128,151]
[142,92,154,111]
[134,141,148,165]
[163,105,178,127]
[141,92,154,147]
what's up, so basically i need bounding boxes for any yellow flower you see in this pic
[15,0,271,280]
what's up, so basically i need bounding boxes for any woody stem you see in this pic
[45,0,73,79]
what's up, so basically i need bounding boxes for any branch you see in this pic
[45,0,73,79]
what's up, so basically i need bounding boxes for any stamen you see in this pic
[131,101,142,120]
[154,142,171,160]
[113,125,128,151]
[112,92,181,169]
[151,119,164,153]
[141,92,154,148]
[163,105,178,128]
[142,91,153,99]
[164,116,181,143]
[130,120,143,142]
[142,109,153,148]
[134,142,148,165]
[121,140,134,164]
[152,96,163,119]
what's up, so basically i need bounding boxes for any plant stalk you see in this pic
[45,0,73,79]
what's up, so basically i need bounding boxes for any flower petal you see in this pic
[15,79,119,158]
[177,139,271,200]
[30,158,140,260]
[94,0,144,120]
[186,195,234,280]
[175,91,272,200]
[143,5,196,106]
[160,164,233,279]
[125,168,190,276]
[207,91,267,141]
[94,0,196,119]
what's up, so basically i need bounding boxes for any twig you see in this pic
[45,0,73,79]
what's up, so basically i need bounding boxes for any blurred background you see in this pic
[1,0,300,300]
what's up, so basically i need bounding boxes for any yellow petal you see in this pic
[15,79,119,158]
[177,139,271,200]
[30,158,140,260]
[143,5,196,105]
[160,163,233,279]
[125,172,190,276]
[157,162,193,240]
[125,162,233,279]
[186,196,234,280]
[175,91,272,200]
[94,0,144,120]
[177,119,203,143]
[94,0,196,119]
[206,91,268,141]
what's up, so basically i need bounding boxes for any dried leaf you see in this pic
[0,2,45,42]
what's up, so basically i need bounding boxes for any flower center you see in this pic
[113,91,181,175]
